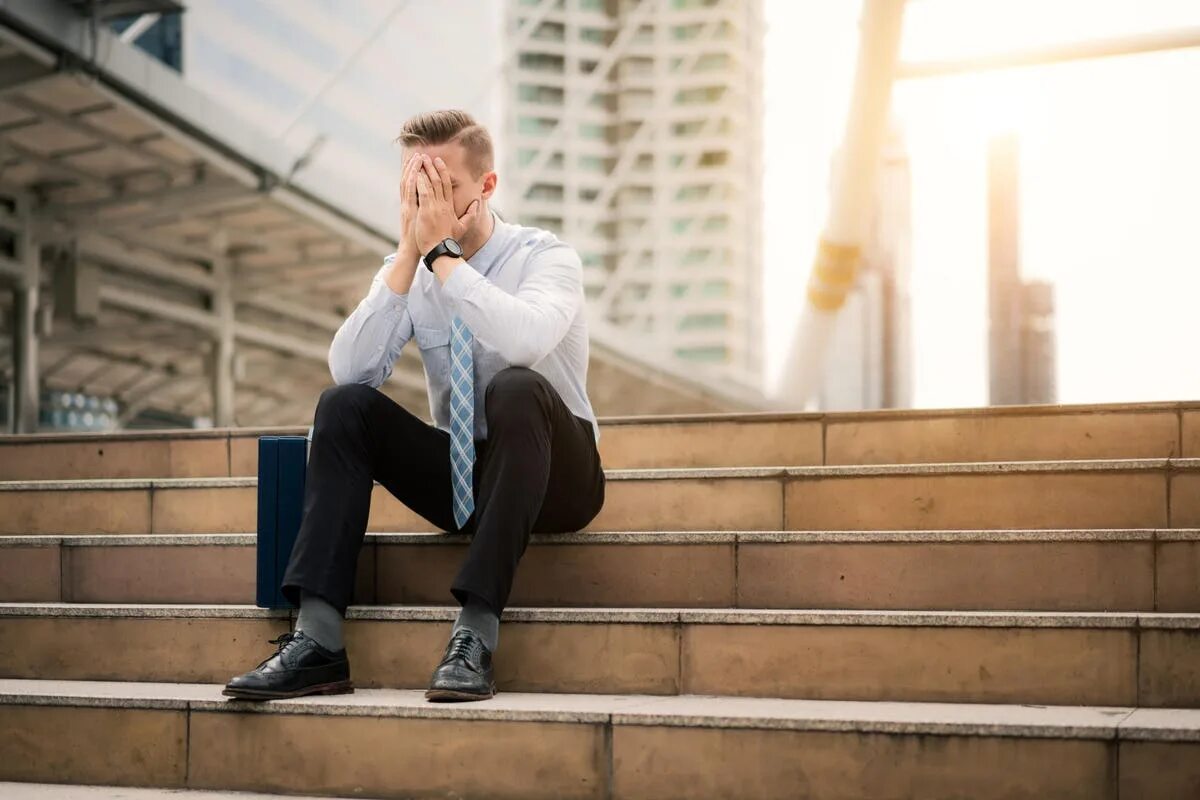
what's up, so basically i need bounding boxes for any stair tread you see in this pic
[0,399,1193,446]
[3,677,1198,740]
[0,783,353,800]
[5,528,1199,545]
[3,456,1200,491]
[4,601,1198,628]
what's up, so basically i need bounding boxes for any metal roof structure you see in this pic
[63,1,184,20]
[0,0,764,433]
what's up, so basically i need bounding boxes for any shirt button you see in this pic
[376,345,384,351]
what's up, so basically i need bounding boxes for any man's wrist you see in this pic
[431,255,464,285]
[418,233,455,257]
[385,245,420,295]
[397,241,419,262]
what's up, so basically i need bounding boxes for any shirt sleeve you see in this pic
[327,253,415,387]
[440,241,583,367]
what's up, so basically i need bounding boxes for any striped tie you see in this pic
[449,314,475,529]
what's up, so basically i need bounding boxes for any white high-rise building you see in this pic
[503,0,765,390]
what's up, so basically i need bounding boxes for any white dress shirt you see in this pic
[327,209,600,443]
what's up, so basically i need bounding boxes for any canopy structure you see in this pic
[0,0,762,432]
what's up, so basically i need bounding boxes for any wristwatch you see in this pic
[423,237,463,270]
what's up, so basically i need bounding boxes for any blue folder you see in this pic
[256,434,309,609]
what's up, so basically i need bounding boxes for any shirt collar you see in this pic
[465,208,505,275]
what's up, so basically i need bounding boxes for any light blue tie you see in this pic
[449,314,475,529]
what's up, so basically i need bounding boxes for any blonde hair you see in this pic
[394,109,494,181]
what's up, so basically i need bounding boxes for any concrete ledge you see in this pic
[1118,708,1200,742]
[0,603,289,619]
[7,457,1200,492]
[5,531,1189,613]
[5,678,1199,741]
[0,783,364,800]
[599,399,1200,426]
[11,680,1195,799]
[3,602,1193,630]
[4,529,1191,546]
[0,399,1188,443]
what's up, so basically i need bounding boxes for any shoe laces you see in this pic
[447,628,480,662]
[255,631,301,669]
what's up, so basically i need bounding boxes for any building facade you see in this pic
[503,0,765,390]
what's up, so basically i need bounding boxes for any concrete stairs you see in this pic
[1,401,1199,798]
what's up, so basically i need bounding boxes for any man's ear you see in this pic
[481,171,498,199]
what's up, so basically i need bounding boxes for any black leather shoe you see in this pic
[223,630,352,701]
[425,626,496,702]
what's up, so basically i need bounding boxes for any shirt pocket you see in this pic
[413,324,451,383]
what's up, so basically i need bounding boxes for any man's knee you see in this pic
[315,382,379,423]
[484,367,551,420]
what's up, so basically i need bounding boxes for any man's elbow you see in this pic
[329,361,385,388]
[501,339,552,368]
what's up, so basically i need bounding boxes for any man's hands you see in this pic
[389,152,480,293]
[414,153,480,255]
[396,153,425,261]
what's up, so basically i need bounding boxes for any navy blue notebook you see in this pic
[256,435,308,609]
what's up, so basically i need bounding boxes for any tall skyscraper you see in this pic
[503,0,765,390]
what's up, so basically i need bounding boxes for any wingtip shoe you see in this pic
[425,626,496,702]
[223,630,353,701]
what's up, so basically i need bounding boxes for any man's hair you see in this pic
[394,109,494,181]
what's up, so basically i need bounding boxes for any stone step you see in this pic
[3,458,1200,535]
[2,604,1198,708]
[2,530,1197,612]
[0,402,1195,479]
[0,783,358,800]
[2,679,1197,799]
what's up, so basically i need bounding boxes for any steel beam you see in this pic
[12,282,38,431]
[210,240,235,427]
[5,94,187,177]
[45,181,251,222]
[8,192,39,432]
[775,0,906,409]
[898,26,1200,79]
[94,282,426,393]
[77,233,218,292]
[0,56,54,97]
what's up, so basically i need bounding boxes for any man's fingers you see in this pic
[421,158,444,203]
[416,171,433,208]
[432,156,453,201]
[402,155,418,204]
[402,153,417,189]
[457,198,480,224]
[405,160,419,204]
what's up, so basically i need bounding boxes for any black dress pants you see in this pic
[281,366,606,617]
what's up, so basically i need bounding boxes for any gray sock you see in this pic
[452,593,500,653]
[295,590,345,652]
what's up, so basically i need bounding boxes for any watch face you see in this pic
[445,238,463,257]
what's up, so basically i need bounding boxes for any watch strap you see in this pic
[424,238,461,271]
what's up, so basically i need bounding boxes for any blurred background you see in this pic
[0,0,1197,432]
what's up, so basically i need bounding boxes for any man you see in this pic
[224,109,605,703]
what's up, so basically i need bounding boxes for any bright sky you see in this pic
[762,0,1200,407]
